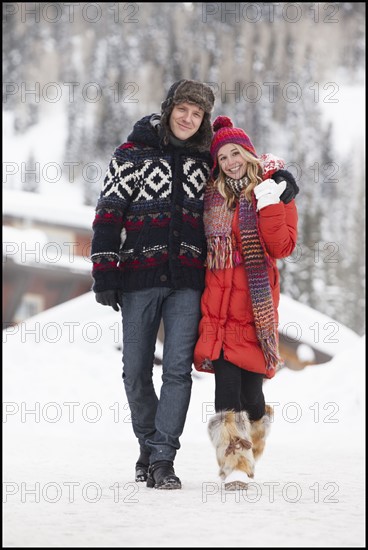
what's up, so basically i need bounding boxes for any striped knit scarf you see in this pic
[204,157,284,373]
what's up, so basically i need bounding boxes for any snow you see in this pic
[3,293,365,547]
[296,342,316,362]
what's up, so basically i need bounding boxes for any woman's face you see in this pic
[169,102,204,140]
[218,144,247,179]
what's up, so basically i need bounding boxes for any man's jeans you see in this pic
[121,287,201,463]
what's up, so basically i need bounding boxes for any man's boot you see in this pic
[208,410,254,490]
[135,448,150,483]
[146,460,182,490]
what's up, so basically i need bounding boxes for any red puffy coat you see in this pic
[194,200,298,378]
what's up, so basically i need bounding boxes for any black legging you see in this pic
[213,351,265,421]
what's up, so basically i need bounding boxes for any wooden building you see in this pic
[3,190,94,325]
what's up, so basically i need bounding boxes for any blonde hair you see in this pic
[215,145,262,209]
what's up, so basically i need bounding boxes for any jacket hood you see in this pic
[127,114,161,148]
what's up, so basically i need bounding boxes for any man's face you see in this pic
[169,102,205,140]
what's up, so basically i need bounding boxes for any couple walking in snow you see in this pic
[90,80,298,490]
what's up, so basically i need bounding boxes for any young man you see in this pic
[90,80,215,489]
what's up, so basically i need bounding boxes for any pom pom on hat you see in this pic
[210,115,258,175]
[213,116,233,132]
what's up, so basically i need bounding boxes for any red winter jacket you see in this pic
[193,200,298,378]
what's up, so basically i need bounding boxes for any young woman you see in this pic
[194,116,298,490]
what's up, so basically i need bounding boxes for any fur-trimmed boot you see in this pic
[208,410,255,490]
[249,404,273,464]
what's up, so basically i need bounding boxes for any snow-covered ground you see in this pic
[3,293,365,547]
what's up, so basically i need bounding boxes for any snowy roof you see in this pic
[3,190,95,231]
[278,294,360,358]
[3,225,91,273]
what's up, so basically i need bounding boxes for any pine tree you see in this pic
[23,152,39,193]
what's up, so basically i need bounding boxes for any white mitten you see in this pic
[254,178,287,211]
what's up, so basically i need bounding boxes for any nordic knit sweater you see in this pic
[90,115,212,293]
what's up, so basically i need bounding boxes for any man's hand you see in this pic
[95,290,122,312]
[273,170,300,204]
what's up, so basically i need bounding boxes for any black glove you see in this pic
[273,169,299,204]
[95,290,122,312]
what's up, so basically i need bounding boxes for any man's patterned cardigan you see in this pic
[90,115,212,293]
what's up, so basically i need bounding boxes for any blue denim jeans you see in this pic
[121,287,201,463]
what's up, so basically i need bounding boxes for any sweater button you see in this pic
[160,275,167,282]
[173,230,179,237]
[175,205,181,211]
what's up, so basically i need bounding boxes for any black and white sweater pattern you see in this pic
[91,115,212,293]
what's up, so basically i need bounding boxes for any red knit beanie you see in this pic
[210,116,258,175]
